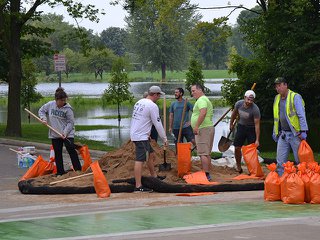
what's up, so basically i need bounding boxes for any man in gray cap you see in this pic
[230,90,261,173]
[273,77,308,176]
[130,86,168,192]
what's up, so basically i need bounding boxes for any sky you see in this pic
[37,0,258,34]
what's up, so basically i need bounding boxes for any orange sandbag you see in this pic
[90,161,111,198]
[241,143,264,177]
[183,171,219,185]
[176,192,215,197]
[280,162,294,201]
[282,168,305,204]
[298,140,315,163]
[264,163,281,201]
[309,165,320,204]
[20,155,49,181]
[177,142,192,177]
[297,162,311,203]
[78,145,92,172]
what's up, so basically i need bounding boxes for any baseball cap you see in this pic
[148,86,165,95]
[244,90,256,99]
[274,77,287,84]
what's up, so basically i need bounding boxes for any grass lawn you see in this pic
[0,124,116,151]
[37,70,237,83]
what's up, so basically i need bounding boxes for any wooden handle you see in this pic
[50,172,93,185]
[9,148,23,155]
[177,98,188,143]
[251,82,256,90]
[213,107,232,127]
[163,95,167,150]
[24,108,65,139]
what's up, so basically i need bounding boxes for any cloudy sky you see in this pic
[38,0,258,34]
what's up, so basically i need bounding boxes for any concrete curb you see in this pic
[0,138,107,159]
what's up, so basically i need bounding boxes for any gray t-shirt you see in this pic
[279,98,291,131]
[234,100,260,127]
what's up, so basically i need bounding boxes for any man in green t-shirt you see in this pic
[191,84,214,181]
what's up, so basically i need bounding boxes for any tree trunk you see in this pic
[5,20,22,137]
[161,62,166,82]
[117,102,121,128]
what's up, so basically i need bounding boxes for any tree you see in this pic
[102,57,133,127]
[87,48,116,79]
[185,58,205,95]
[0,1,102,137]
[187,18,232,69]
[21,59,43,123]
[125,0,199,81]
[227,0,320,118]
[100,27,128,56]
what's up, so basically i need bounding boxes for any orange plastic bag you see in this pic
[241,143,264,177]
[78,145,92,172]
[309,165,320,204]
[280,162,294,201]
[183,171,219,185]
[298,140,315,163]
[297,162,311,203]
[90,161,111,198]
[177,143,191,177]
[264,163,281,201]
[20,155,49,181]
[282,167,305,204]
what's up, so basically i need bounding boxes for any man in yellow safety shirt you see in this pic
[272,77,308,176]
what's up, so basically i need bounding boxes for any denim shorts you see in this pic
[173,126,195,143]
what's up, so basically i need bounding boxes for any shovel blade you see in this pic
[218,136,233,152]
[159,162,172,171]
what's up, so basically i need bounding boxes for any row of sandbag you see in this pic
[264,162,320,204]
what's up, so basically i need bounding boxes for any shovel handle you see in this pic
[177,98,188,143]
[24,108,71,144]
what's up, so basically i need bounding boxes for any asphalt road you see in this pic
[1,139,320,240]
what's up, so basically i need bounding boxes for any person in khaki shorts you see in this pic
[191,84,214,181]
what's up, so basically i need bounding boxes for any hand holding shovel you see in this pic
[24,108,71,144]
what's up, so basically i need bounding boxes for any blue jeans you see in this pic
[276,131,301,176]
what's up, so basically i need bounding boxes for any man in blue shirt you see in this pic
[169,88,195,147]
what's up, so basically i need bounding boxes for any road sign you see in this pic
[54,54,66,72]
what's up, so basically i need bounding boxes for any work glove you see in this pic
[300,132,307,140]
[272,133,279,143]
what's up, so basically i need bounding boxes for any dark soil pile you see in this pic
[22,140,266,191]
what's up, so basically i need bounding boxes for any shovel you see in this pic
[159,95,171,171]
[218,128,234,152]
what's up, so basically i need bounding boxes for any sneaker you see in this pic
[157,175,166,180]
[134,186,153,192]
[205,172,212,181]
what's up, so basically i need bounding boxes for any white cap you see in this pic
[244,90,256,99]
[148,86,165,95]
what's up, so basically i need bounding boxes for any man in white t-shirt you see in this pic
[130,86,168,192]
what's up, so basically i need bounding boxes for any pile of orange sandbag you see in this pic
[264,162,320,204]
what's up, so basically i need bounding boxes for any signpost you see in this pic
[54,54,66,87]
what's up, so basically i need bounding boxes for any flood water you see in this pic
[0,80,223,98]
[0,80,233,151]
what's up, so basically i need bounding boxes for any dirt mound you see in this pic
[18,140,266,193]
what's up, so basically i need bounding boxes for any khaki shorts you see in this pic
[195,126,214,155]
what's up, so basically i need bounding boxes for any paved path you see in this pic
[1,140,320,240]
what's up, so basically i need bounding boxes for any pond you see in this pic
[0,80,224,98]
